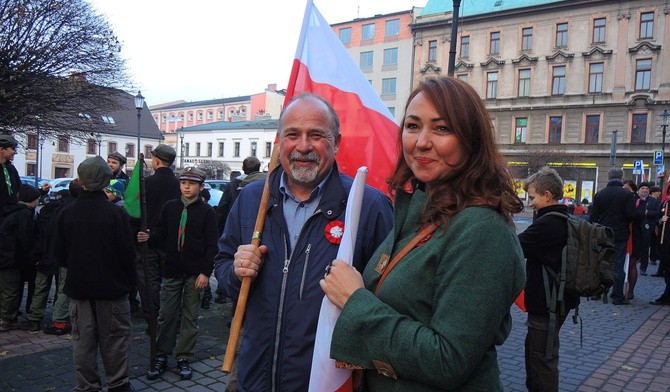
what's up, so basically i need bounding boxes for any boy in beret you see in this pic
[0,185,40,332]
[52,156,136,392]
[138,166,218,381]
[107,152,129,182]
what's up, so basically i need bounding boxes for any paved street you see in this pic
[1,214,669,391]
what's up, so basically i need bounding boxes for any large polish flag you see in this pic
[284,0,399,194]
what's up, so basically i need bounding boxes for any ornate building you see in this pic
[412,0,669,201]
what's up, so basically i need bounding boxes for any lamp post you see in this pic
[661,109,669,191]
[178,127,185,169]
[134,90,145,163]
[447,0,462,76]
[95,132,102,155]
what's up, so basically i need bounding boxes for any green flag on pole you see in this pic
[123,160,141,218]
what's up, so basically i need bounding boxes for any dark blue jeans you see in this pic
[611,240,628,301]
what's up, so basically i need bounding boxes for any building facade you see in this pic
[412,0,669,201]
[332,9,418,123]
[178,120,279,173]
[150,84,285,153]
[13,90,163,179]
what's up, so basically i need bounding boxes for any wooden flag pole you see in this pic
[222,141,280,373]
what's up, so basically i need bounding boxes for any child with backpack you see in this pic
[518,167,579,392]
[137,167,218,381]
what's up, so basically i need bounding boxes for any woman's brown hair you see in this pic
[388,77,523,224]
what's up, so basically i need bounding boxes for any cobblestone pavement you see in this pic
[1,214,669,391]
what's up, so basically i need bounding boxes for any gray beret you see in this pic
[0,134,18,148]
[108,151,127,165]
[151,144,176,164]
[179,167,206,183]
[78,156,112,191]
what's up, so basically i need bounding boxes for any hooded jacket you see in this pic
[214,163,393,392]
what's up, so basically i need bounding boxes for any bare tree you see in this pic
[196,160,231,180]
[0,0,130,140]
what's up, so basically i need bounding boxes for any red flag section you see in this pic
[283,0,398,194]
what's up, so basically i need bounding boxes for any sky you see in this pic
[87,0,421,107]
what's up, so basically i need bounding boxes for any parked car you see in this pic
[20,176,51,187]
[44,177,76,202]
[204,179,229,192]
[207,188,223,207]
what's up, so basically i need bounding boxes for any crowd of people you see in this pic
[1,77,669,391]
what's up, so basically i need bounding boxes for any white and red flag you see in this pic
[284,0,398,194]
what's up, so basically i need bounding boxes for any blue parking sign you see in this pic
[633,160,643,174]
[654,150,664,165]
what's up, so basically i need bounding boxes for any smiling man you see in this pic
[213,93,393,391]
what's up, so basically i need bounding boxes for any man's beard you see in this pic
[288,151,320,184]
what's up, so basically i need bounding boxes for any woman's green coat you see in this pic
[331,189,526,391]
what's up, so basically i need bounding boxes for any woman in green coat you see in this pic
[321,77,526,391]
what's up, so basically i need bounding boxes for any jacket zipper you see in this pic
[270,209,322,391]
[299,243,312,300]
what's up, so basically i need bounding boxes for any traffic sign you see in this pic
[633,160,643,174]
[654,150,664,165]
[657,165,665,177]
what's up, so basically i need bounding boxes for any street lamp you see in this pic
[178,127,185,169]
[134,90,145,162]
[660,109,669,191]
[95,132,102,155]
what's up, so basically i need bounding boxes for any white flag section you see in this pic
[308,167,368,392]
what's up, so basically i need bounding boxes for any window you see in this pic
[552,66,566,95]
[593,18,606,43]
[265,142,272,158]
[197,112,203,120]
[522,27,533,51]
[218,142,224,157]
[250,141,257,157]
[457,74,468,82]
[27,134,37,149]
[108,142,117,153]
[58,135,69,153]
[218,110,224,119]
[125,143,135,158]
[549,116,562,144]
[184,143,190,157]
[207,111,213,120]
[382,78,396,95]
[589,62,604,93]
[207,142,213,157]
[631,113,647,144]
[188,113,194,121]
[362,23,375,40]
[360,51,373,69]
[635,59,651,90]
[585,114,600,144]
[640,12,654,39]
[102,116,115,124]
[26,163,36,176]
[515,117,527,144]
[490,32,500,55]
[385,19,399,37]
[383,47,398,66]
[518,69,531,97]
[428,40,437,62]
[339,27,352,44]
[556,23,568,47]
[486,72,498,99]
[144,145,153,159]
[86,139,96,155]
[460,35,470,58]
[196,142,201,156]
[234,142,240,157]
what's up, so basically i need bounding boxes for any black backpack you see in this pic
[542,212,616,358]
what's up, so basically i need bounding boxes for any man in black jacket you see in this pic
[0,134,21,215]
[136,144,180,325]
[590,168,636,305]
[53,156,136,392]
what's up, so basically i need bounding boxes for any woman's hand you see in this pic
[233,244,267,281]
[320,260,364,309]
